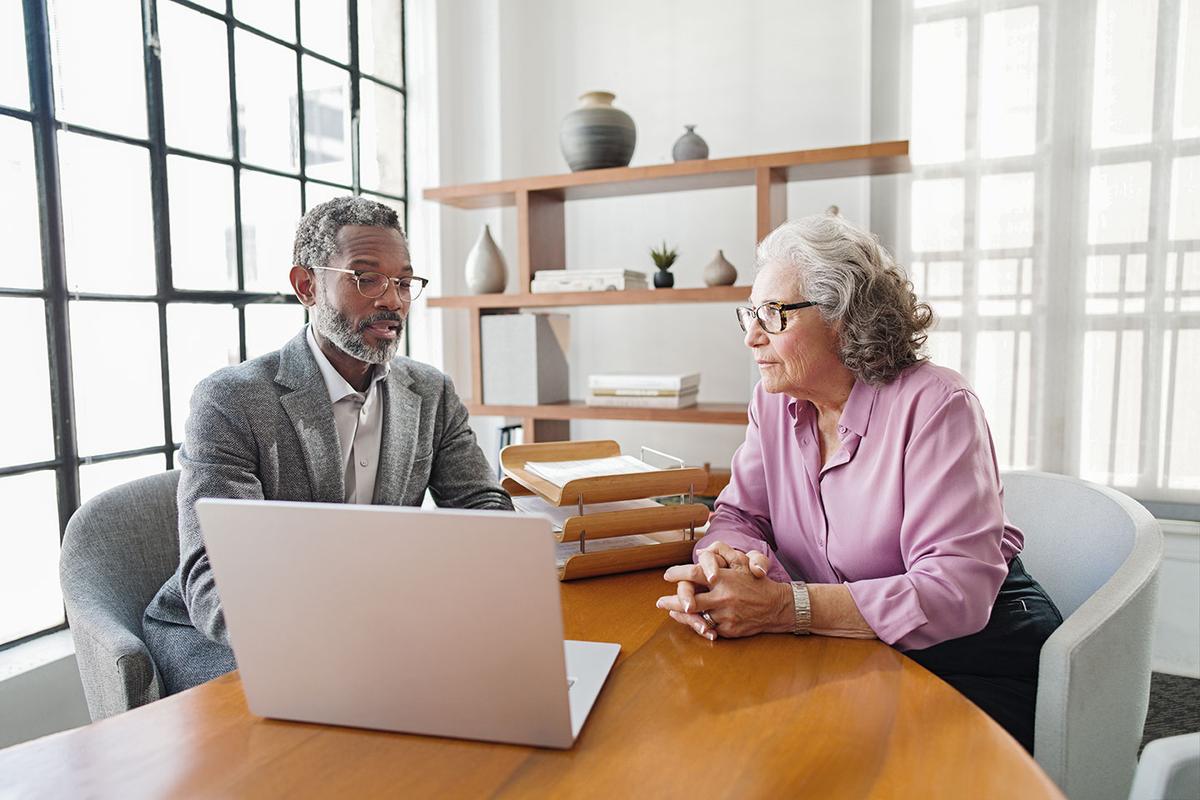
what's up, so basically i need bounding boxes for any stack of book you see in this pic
[586,373,701,409]
[531,269,648,293]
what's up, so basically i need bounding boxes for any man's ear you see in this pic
[290,265,318,307]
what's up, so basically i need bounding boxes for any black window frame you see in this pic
[0,0,407,652]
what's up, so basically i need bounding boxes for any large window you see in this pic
[0,0,406,649]
[898,0,1198,518]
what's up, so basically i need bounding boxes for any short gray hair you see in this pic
[757,214,933,385]
[292,195,407,270]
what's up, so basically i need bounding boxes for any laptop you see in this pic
[195,499,620,749]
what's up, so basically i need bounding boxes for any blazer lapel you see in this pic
[373,362,420,506]
[276,330,344,503]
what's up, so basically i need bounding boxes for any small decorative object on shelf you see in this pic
[671,124,709,162]
[826,204,840,216]
[702,249,737,286]
[464,224,507,294]
[559,91,637,172]
[650,241,678,288]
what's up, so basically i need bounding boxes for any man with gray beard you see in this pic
[143,196,512,695]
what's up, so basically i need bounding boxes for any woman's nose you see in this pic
[743,321,767,349]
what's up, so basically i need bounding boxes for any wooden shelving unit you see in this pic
[424,140,910,441]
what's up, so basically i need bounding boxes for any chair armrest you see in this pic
[66,609,163,721]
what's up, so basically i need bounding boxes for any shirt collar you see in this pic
[306,324,389,404]
[784,376,877,437]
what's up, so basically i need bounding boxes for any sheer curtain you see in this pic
[887,0,1199,515]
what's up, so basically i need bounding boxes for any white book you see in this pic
[523,455,659,487]
[531,277,648,293]
[588,372,701,391]
[586,392,699,409]
[589,387,692,397]
[534,269,647,280]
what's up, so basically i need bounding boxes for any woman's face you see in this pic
[745,261,845,399]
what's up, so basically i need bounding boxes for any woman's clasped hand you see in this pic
[656,541,793,640]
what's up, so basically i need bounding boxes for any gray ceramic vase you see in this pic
[559,91,636,172]
[464,224,507,294]
[672,125,709,161]
[703,249,737,286]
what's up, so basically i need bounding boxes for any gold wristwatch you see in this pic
[791,581,812,635]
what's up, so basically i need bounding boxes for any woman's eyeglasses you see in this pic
[309,266,429,301]
[735,301,820,334]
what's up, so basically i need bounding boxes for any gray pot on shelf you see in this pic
[671,125,709,162]
[464,224,507,294]
[703,250,737,286]
[559,91,637,172]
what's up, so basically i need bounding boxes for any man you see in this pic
[144,196,511,694]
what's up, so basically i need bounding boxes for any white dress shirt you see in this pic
[306,326,390,504]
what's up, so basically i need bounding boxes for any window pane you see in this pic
[1162,329,1200,490]
[978,258,1034,316]
[300,0,349,62]
[978,172,1035,250]
[0,0,29,109]
[1080,330,1143,486]
[926,330,962,373]
[911,259,963,318]
[0,299,54,467]
[79,454,167,505]
[168,156,237,290]
[911,178,964,252]
[58,133,156,294]
[1087,162,1151,245]
[241,170,301,294]
[1091,0,1158,148]
[245,303,306,358]
[160,2,232,158]
[1169,156,1200,241]
[303,57,352,185]
[168,304,239,439]
[235,0,296,43]
[358,0,404,85]
[361,192,405,221]
[48,0,147,138]
[0,116,42,290]
[1176,0,1200,139]
[980,7,1039,159]
[910,18,966,164]
[236,31,299,173]
[974,330,1032,469]
[305,182,351,210]
[360,80,405,196]
[70,301,164,456]
[0,471,63,645]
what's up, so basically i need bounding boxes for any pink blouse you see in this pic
[695,361,1022,650]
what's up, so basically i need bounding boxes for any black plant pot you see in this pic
[653,270,674,288]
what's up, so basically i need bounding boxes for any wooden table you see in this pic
[0,571,1064,798]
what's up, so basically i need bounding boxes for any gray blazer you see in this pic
[143,329,511,693]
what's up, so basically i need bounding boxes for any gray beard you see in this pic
[311,298,402,365]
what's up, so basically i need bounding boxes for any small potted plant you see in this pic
[650,241,678,288]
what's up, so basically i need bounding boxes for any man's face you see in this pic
[310,225,412,365]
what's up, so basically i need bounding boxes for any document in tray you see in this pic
[512,494,663,531]
[523,455,660,487]
[555,534,663,569]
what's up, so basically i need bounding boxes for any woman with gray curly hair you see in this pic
[657,213,1061,752]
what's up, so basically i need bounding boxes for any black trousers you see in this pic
[904,556,1063,753]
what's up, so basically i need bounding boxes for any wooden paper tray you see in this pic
[558,532,697,581]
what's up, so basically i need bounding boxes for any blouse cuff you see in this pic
[844,574,930,647]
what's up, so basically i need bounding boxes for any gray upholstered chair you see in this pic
[1128,732,1200,800]
[1002,470,1163,800]
[60,470,181,721]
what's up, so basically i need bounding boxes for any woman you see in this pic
[657,213,1062,753]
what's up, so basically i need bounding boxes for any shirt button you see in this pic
[359,459,368,467]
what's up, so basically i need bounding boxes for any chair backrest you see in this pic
[60,470,181,718]
[1002,470,1163,800]
[1127,732,1200,800]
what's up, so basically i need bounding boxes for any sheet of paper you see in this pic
[523,455,659,487]
[555,533,665,570]
[511,494,663,531]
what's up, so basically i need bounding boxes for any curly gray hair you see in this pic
[292,195,408,270]
[757,214,933,386]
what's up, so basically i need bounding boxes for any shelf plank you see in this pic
[428,285,751,309]
[424,141,910,209]
[467,400,749,425]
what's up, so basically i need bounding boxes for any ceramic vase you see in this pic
[653,270,675,289]
[671,125,709,161]
[464,224,507,294]
[559,91,637,172]
[703,250,737,287]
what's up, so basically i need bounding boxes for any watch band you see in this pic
[791,581,812,635]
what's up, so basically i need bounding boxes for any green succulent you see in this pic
[650,241,679,271]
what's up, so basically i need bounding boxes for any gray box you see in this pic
[481,313,570,405]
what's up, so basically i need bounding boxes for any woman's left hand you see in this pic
[657,560,793,639]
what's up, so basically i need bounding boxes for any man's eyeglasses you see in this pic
[309,266,429,301]
[735,301,820,334]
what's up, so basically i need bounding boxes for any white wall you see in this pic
[421,0,872,468]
